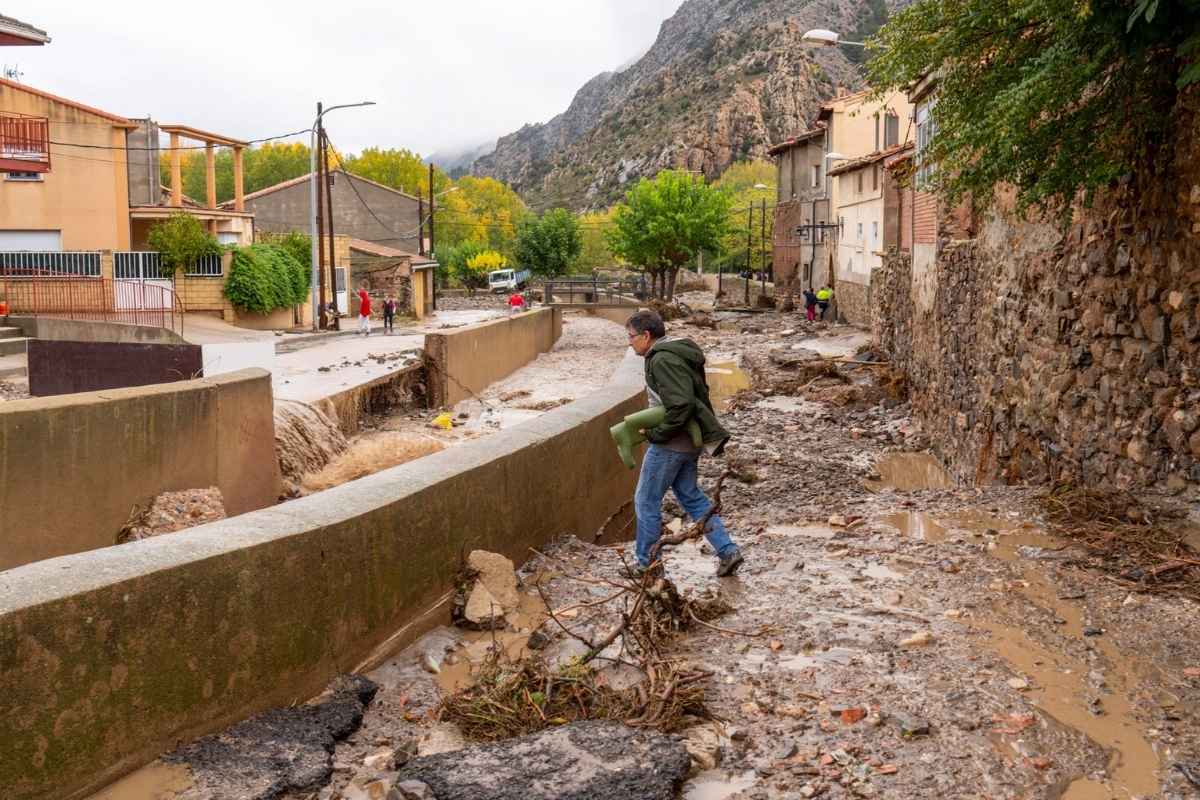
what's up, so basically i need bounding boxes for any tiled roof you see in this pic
[0,14,50,44]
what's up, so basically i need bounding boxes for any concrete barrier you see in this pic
[0,354,645,800]
[424,306,563,407]
[0,369,280,571]
[27,339,202,396]
[7,315,186,344]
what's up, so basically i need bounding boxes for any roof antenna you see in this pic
[3,64,23,82]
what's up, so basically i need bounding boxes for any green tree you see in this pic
[343,147,451,196]
[715,162,775,275]
[258,230,311,270]
[606,170,733,300]
[433,176,530,256]
[867,0,1200,212]
[576,208,619,272]
[146,212,221,273]
[161,141,315,205]
[224,244,310,313]
[513,208,583,278]
[438,241,489,295]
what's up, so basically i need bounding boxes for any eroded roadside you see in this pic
[90,302,1200,800]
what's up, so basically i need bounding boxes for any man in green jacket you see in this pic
[625,310,743,577]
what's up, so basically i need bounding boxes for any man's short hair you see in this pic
[626,310,666,339]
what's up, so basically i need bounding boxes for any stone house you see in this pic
[347,239,438,319]
[769,124,833,290]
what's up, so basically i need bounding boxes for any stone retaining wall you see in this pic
[0,355,646,799]
[872,112,1200,491]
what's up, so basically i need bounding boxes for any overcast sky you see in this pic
[11,1,686,157]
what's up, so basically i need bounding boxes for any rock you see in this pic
[341,777,394,800]
[396,721,690,800]
[684,725,723,773]
[543,637,590,670]
[393,781,437,800]
[466,550,520,612]
[363,748,397,772]
[899,631,935,648]
[1083,626,1104,637]
[892,712,930,737]
[420,651,441,674]
[526,622,553,650]
[772,739,798,760]
[462,581,505,628]
[1007,677,1030,691]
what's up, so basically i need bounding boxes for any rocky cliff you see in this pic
[472,0,873,209]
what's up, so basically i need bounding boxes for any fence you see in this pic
[0,268,183,335]
[541,276,647,305]
[114,251,224,280]
[0,250,101,277]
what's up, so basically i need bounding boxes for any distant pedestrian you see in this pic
[817,285,833,321]
[383,293,397,334]
[357,284,372,336]
[508,291,526,314]
[803,287,818,322]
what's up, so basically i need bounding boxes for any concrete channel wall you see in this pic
[0,368,280,571]
[425,306,563,407]
[7,315,186,344]
[0,354,646,800]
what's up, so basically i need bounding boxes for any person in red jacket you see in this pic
[508,291,525,314]
[357,285,372,336]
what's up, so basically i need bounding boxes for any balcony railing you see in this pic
[0,115,50,173]
[0,251,101,277]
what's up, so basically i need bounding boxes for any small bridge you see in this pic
[540,276,647,308]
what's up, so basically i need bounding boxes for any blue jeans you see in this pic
[635,445,736,567]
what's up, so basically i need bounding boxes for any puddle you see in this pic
[882,509,1015,543]
[706,360,751,411]
[683,769,757,800]
[976,528,1161,798]
[865,452,953,491]
[88,762,192,800]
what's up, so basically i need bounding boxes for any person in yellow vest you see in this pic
[816,285,833,321]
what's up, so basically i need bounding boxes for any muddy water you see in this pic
[684,769,757,799]
[300,432,445,493]
[705,360,751,411]
[274,399,348,491]
[87,762,193,800]
[882,509,1016,542]
[977,528,1161,798]
[865,452,953,491]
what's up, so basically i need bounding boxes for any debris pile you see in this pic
[117,487,226,543]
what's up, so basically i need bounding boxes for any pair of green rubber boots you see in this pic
[609,406,703,469]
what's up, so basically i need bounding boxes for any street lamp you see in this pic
[801,29,865,47]
[309,100,376,330]
[825,152,850,161]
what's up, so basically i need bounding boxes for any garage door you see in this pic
[0,230,62,251]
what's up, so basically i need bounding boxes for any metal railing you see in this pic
[184,253,223,277]
[541,275,647,305]
[0,251,101,277]
[114,251,169,280]
[0,267,184,335]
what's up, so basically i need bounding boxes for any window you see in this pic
[872,164,878,191]
[217,231,239,245]
[857,171,863,193]
[872,221,879,243]
[857,222,863,240]
[874,112,880,151]
[811,164,820,188]
[884,111,900,148]
[5,171,42,181]
[916,103,937,186]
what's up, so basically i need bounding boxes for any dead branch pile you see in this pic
[440,472,759,740]
[1037,484,1200,600]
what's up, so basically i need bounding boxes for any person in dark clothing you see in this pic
[382,293,397,334]
[625,310,743,577]
[803,287,818,322]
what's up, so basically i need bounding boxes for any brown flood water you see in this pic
[87,761,193,800]
[977,528,1161,799]
[705,360,752,412]
[866,452,954,491]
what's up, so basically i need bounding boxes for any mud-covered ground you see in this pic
[0,376,28,401]
[96,301,1200,800]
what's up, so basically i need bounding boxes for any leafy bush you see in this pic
[224,244,310,313]
[146,212,221,273]
[257,230,311,270]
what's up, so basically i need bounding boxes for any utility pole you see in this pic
[417,195,425,256]
[322,130,339,327]
[309,102,322,330]
[760,198,767,298]
[315,104,327,330]
[744,205,752,306]
[429,162,437,311]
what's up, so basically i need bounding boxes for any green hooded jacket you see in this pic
[644,337,731,454]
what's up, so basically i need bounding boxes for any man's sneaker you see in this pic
[716,547,744,577]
